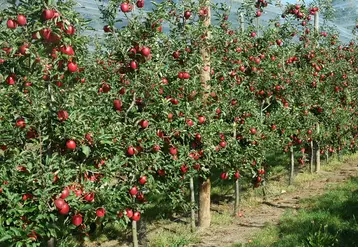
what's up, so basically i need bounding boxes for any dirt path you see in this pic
[194,160,358,247]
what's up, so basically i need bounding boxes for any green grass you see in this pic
[232,176,358,247]
[147,219,200,247]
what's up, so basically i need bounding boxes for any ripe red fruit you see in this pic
[16,118,26,128]
[169,147,177,155]
[180,164,188,173]
[54,198,66,209]
[234,171,240,179]
[127,146,136,156]
[103,25,112,32]
[66,140,76,150]
[16,15,27,26]
[257,176,262,182]
[83,192,94,202]
[139,120,149,129]
[113,99,122,111]
[198,116,206,124]
[192,164,201,170]
[136,0,144,8]
[126,208,133,218]
[141,47,151,57]
[220,172,229,180]
[130,60,138,70]
[157,169,166,176]
[250,128,257,135]
[183,72,190,79]
[60,187,70,199]
[57,110,69,121]
[22,193,33,201]
[72,214,83,226]
[64,25,75,35]
[18,44,29,55]
[184,10,191,19]
[172,50,180,59]
[96,208,106,217]
[186,119,194,127]
[58,203,70,215]
[129,186,138,196]
[132,212,141,221]
[67,62,78,73]
[138,176,147,185]
[152,144,160,152]
[6,75,15,85]
[120,3,132,12]
[60,45,75,56]
[219,141,227,148]
[7,19,17,29]
[43,9,55,20]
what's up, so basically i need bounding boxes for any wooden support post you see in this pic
[190,176,196,232]
[289,146,294,185]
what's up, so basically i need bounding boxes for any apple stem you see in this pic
[189,176,196,232]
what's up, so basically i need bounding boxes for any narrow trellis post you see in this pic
[289,146,294,185]
[189,176,196,232]
[310,140,314,173]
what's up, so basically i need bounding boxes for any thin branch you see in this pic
[125,92,136,124]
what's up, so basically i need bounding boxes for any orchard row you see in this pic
[0,0,357,246]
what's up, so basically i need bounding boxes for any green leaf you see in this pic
[81,145,91,157]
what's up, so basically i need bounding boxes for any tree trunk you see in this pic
[198,177,211,229]
[190,176,196,232]
[314,11,319,33]
[234,179,240,216]
[325,150,329,164]
[47,238,55,247]
[240,12,245,33]
[289,146,294,185]
[198,0,211,231]
[132,220,138,247]
[138,217,147,246]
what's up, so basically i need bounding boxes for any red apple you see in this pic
[126,208,133,218]
[60,187,70,199]
[66,140,76,150]
[132,212,141,221]
[43,9,55,20]
[138,176,147,185]
[16,15,27,26]
[129,186,138,196]
[141,47,150,57]
[72,214,83,226]
[7,19,17,29]
[96,207,106,217]
[67,62,78,73]
[54,198,66,209]
[58,203,70,215]
[57,110,69,121]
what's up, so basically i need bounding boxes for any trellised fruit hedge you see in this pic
[1,0,358,246]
